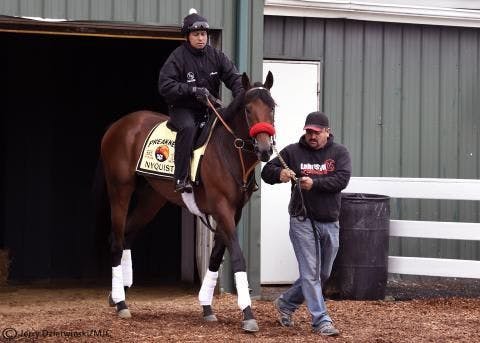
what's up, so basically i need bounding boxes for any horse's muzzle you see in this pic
[254,135,273,162]
[259,147,273,162]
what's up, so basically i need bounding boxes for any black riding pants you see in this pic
[168,106,206,181]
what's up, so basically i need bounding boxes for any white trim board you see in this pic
[343,177,480,201]
[265,0,480,28]
[390,220,480,241]
[388,256,480,278]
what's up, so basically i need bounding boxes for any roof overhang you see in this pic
[0,15,183,39]
[264,0,480,28]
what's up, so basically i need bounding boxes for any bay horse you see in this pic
[96,72,275,332]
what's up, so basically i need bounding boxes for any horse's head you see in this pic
[242,71,276,162]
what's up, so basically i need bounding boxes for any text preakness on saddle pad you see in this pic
[136,122,176,178]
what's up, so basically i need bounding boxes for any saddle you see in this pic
[135,112,218,183]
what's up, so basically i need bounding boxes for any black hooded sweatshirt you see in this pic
[261,134,352,222]
[158,42,243,110]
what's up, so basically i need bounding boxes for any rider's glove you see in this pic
[191,87,211,106]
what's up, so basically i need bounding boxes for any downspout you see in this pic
[220,0,253,295]
[235,0,262,298]
[236,0,249,74]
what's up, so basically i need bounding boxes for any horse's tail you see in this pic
[92,157,111,276]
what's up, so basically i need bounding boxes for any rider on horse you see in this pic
[158,9,243,193]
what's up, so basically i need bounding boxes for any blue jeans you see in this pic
[279,217,339,327]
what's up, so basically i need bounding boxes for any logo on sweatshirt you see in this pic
[187,72,195,82]
[300,159,335,175]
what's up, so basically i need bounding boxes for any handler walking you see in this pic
[261,111,351,336]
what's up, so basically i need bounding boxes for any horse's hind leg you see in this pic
[108,182,135,319]
[122,184,167,293]
[198,233,225,322]
[109,182,167,318]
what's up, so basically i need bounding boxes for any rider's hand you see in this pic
[191,87,211,106]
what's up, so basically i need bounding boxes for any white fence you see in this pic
[344,177,480,279]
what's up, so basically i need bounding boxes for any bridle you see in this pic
[206,87,275,191]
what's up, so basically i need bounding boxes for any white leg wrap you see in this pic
[198,270,218,306]
[111,265,125,304]
[121,249,133,288]
[234,272,251,310]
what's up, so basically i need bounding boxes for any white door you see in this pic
[261,60,321,284]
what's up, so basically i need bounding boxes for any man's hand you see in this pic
[299,176,313,190]
[192,87,210,106]
[279,169,296,183]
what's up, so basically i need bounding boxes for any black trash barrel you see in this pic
[326,193,390,300]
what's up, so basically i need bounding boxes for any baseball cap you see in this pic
[303,111,329,131]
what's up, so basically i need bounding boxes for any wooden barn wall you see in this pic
[264,15,480,261]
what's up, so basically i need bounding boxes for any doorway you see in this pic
[261,60,322,284]
[1,31,184,283]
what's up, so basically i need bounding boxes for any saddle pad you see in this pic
[136,122,176,179]
[135,120,216,182]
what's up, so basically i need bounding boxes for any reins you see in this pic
[271,144,308,218]
[206,96,261,191]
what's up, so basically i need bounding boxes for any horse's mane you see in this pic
[221,91,245,122]
[221,82,276,123]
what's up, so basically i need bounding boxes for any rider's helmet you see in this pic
[181,9,209,35]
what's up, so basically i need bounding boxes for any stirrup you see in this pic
[175,179,193,193]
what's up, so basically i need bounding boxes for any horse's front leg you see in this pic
[198,233,225,322]
[227,232,259,332]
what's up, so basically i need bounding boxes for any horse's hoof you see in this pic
[242,319,259,332]
[117,308,131,319]
[203,314,218,322]
[108,293,115,307]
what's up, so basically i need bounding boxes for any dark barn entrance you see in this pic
[1,30,186,284]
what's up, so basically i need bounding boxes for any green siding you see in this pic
[363,22,383,177]
[45,0,66,18]
[343,21,363,176]
[265,16,480,261]
[324,20,344,140]
[66,0,89,20]
[1,0,227,28]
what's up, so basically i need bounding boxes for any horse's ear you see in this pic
[264,71,273,90]
[242,72,251,91]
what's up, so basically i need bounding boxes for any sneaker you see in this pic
[273,297,294,327]
[314,321,339,336]
[175,179,192,193]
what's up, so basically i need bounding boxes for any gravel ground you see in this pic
[1,278,479,342]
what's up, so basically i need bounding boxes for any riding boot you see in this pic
[172,118,196,194]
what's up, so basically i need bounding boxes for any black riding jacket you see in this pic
[261,134,352,222]
[158,42,243,110]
